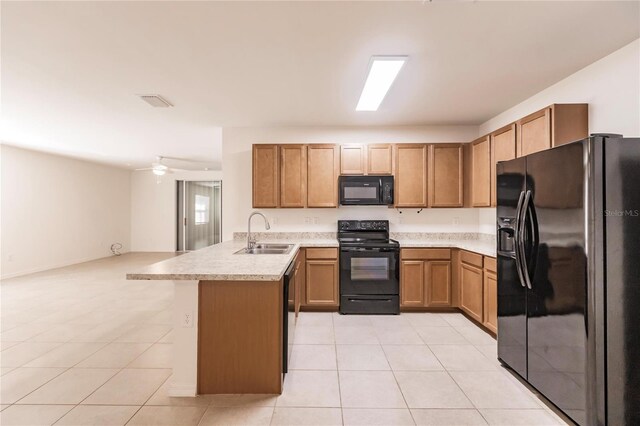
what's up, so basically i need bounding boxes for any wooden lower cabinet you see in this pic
[400,249,452,308]
[426,261,452,306]
[304,248,339,307]
[483,268,497,333]
[400,260,425,307]
[460,261,484,323]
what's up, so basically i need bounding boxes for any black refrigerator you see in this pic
[496,134,640,426]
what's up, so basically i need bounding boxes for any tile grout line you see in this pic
[332,313,345,426]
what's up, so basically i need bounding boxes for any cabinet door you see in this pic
[280,145,307,208]
[428,144,463,207]
[426,260,452,307]
[340,145,365,175]
[460,263,484,322]
[483,269,497,333]
[490,124,516,207]
[400,260,425,307]
[252,145,279,208]
[307,145,339,207]
[305,260,339,306]
[395,144,427,207]
[517,107,551,157]
[367,144,393,175]
[471,136,491,207]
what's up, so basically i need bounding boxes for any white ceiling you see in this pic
[2,1,638,169]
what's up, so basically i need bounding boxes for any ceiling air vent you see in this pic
[138,94,173,108]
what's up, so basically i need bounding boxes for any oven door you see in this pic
[339,177,382,205]
[340,248,399,295]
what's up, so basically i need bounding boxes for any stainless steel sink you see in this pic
[234,243,294,255]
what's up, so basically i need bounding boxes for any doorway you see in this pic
[177,181,222,251]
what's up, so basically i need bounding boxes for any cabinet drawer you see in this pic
[461,250,483,268]
[306,248,338,260]
[484,256,496,273]
[401,248,451,260]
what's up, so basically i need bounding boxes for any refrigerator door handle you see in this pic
[519,190,533,289]
[514,191,527,288]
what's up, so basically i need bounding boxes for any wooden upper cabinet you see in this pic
[367,144,393,175]
[517,104,588,157]
[490,124,517,207]
[307,144,339,208]
[340,145,366,175]
[551,104,588,147]
[471,136,491,207]
[252,145,279,208]
[395,144,427,207]
[280,145,307,208]
[517,108,551,157]
[428,144,464,208]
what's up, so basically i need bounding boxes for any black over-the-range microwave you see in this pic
[338,175,394,206]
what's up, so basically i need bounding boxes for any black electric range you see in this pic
[338,220,400,315]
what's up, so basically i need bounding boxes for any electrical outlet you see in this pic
[304,217,311,224]
[313,217,319,224]
[453,217,461,225]
[181,311,194,328]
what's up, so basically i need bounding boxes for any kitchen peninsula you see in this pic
[127,234,494,397]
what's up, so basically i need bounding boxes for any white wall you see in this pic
[130,170,223,252]
[480,38,640,136]
[478,38,640,235]
[1,145,131,279]
[221,126,480,241]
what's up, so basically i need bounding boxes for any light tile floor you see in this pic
[1,253,568,425]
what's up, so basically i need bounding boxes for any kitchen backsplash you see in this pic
[233,231,494,242]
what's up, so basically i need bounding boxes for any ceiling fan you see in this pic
[135,156,215,176]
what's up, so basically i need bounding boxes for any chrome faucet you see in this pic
[247,211,270,249]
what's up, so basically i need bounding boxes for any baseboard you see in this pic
[0,251,130,280]
[168,383,198,397]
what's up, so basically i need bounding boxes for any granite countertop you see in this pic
[397,239,496,257]
[126,239,338,282]
[127,233,496,282]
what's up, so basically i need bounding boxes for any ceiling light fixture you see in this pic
[152,164,168,176]
[356,56,407,112]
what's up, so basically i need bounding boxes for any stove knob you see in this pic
[341,222,350,230]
